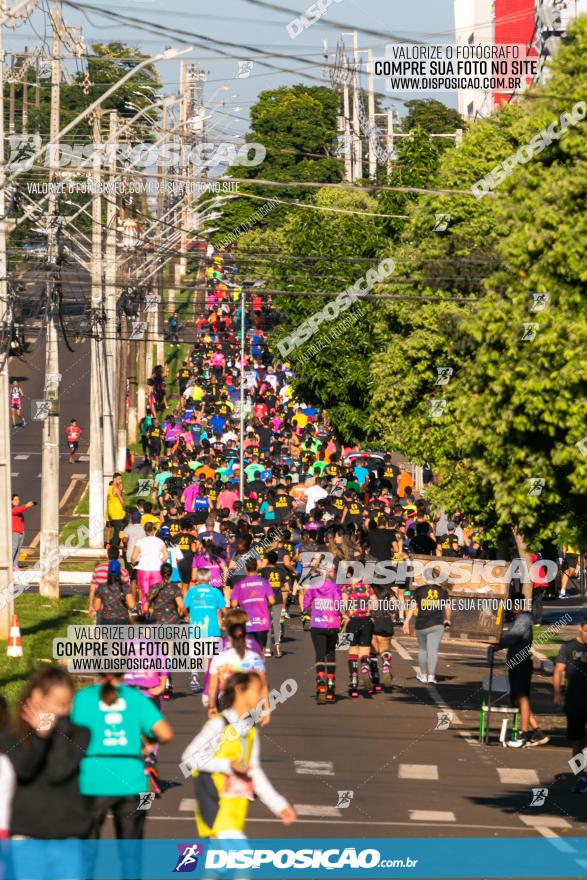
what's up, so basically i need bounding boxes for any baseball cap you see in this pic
[108,560,122,576]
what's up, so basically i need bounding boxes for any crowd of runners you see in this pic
[1,248,586,853]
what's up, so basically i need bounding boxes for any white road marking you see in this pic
[497,768,540,785]
[10,472,18,478]
[519,815,570,829]
[59,476,82,510]
[409,810,456,822]
[294,760,334,776]
[14,454,29,460]
[149,817,538,832]
[179,798,195,811]
[391,637,412,661]
[399,763,439,780]
[294,804,341,817]
[71,473,86,480]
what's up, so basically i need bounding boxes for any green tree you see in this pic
[237,187,388,441]
[403,98,463,141]
[208,85,342,245]
[370,17,587,544]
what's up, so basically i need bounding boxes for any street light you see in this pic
[3,44,194,189]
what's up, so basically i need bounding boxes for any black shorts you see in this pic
[508,657,533,700]
[346,617,374,648]
[149,441,161,455]
[372,618,394,637]
[566,710,587,742]
[68,441,79,451]
[563,554,578,571]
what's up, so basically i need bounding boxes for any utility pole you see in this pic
[88,110,104,547]
[102,110,117,491]
[21,46,28,134]
[39,0,62,598]
[342,76,352,183]
[351,32,362,181]
[0,6,14,638]
[387,109,395,176]
[367,48,376,180]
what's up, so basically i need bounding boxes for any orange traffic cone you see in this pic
[7,613,23,658]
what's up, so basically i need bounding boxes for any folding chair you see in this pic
[479,674,520,743]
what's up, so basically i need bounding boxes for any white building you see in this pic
[453,0,495,120]
[454,0,587,120]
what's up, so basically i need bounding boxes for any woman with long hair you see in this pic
[181,672,296,840]
[194,537,229,597]
[207,616,268,718]
[71,673,172,840]
[93,559,135,624]
[0,667,91,864]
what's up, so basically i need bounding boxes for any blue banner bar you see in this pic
[2,838,587,879]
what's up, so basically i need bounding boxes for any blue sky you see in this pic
[6,0,457,131]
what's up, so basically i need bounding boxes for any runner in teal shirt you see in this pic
[72,682,165,796]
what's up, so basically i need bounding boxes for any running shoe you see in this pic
[571,778,587,794]
[359,670,373,693]
[190,674,202,694]
[506,736,527,748]
[526,730,550,747]
[416,673,428,683]
[559,593,568,599]
[381,669,393,687]
[373,684,383,693]
[274,643,282,658]
[264,648,272,658]
[427,675,437,684]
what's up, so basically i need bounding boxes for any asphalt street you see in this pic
[9,260,91,547]
[139,612,587,842]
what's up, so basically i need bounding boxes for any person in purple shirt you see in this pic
[181,480,201,514]
[230,558,274,654]
[301,567,342,704]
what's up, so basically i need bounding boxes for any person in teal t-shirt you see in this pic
[184,573,227,638]
[72,676,172,839]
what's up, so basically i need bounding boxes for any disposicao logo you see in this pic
[173,843,205,873]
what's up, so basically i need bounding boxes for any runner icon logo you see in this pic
[237,60,253,78]
[173,844,204,873]
[137,792,156,810]
[529,788,549,807]
[336,632,354,650]
[435,711,453,730]
[528,478,545,497]
[529,292,549,312]
[429,399,447,418]
[31,399,52,421]
[433,213,451,232]
[336,790,354,809]
[435,367,453,386]
[36,712,56,732]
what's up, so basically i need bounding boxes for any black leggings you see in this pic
[88,794,147,839]
[310,628,338,664]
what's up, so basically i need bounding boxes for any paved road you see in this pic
[9,261,91,546]
[141,611,586,842]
